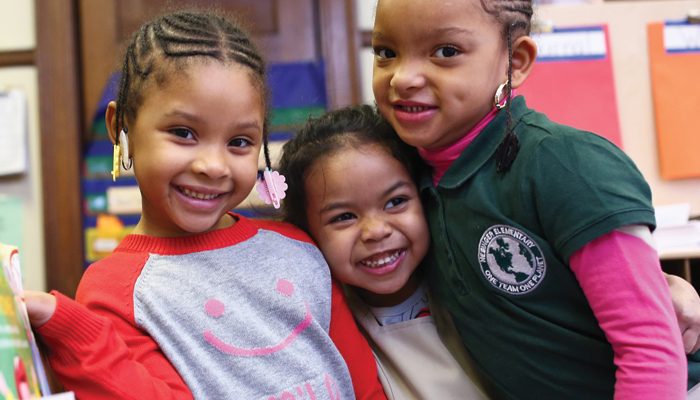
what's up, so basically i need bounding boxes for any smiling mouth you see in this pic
[178,186,224,200]
[360,249,405,269]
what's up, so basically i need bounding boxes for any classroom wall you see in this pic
[534,1,700,216]
[0,1,46,291]
[356,0,700,217]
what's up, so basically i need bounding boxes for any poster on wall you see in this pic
[647,20,700,180]
[519,25,623,148]
[0,90,27,176]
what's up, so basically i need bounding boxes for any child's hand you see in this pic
[666,273,700,353]
[22,290,57,328]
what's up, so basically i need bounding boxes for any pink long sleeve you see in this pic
[570,229,686,400]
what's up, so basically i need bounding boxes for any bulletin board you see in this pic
[520,24,622,148]
[533,0,700,214]
[647,21,700,179]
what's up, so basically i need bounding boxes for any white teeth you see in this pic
[361,250,402,268]
[402,106,427,113]
[180,187,220,200]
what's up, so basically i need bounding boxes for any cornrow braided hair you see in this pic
[480,0,533,173]
[114,10,273,169]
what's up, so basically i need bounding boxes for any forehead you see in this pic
[305,144,413,198]
[149,61,260,99]
[374,0,492,32]
[148,58,259,90]
[136,61,265,126]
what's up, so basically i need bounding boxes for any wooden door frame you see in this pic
[318,0,361,108]
[38,0,361,297]
[36,0,85,297]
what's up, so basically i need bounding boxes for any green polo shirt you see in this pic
[422,96,655,399]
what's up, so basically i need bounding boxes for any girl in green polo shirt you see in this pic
[279,103,700,399]
[369,0,697,398]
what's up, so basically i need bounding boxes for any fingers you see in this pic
[685,329,700,354]
[22,290,57,328]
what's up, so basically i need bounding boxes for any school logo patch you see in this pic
[478,225,546,295]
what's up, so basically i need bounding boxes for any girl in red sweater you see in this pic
[22,10,385,400]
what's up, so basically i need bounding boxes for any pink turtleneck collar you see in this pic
[418,107,499,186]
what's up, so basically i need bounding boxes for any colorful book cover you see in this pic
[0,243,49,399]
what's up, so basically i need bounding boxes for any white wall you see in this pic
[0,1,45,291]
[355,0,700,217]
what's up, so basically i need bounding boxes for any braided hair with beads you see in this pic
[113,10,275,171]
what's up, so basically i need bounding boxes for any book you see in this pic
[0,243,51,399]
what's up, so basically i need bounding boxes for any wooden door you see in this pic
[40,0,361,297]
[79,0,360,131]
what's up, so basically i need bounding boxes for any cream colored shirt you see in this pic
[348,290,489,400]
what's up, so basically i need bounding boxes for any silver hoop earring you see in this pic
[494,82,509,110]
[119,129,133,170]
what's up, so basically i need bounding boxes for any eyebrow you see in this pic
[372,26,472,41]
[163,109,202,123]
[372,31,386,42]
[318,180,414,214]
[163,109,262,131]
[433,27,473,36]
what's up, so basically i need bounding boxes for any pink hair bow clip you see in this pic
[256,168,288,209]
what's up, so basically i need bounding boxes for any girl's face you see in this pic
[372,0,508,150]
[304,144,429,306]
[127,62,264,237]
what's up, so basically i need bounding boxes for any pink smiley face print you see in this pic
[203,278,313,356]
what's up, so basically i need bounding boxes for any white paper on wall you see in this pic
[0,90,27,176]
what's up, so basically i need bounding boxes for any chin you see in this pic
[394,132,429,149]
[373,282,406,296]
[177,219,220,235]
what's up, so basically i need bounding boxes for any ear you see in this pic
[509,36,537,89]
[105,101,119,145]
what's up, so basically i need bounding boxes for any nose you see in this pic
[360,216,392,242]
[191,146,230,179]
[389,59,426,93]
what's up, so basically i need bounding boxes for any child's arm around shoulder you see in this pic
[570,228,686,399]
[24,253,192,400]
[329,279,387,400]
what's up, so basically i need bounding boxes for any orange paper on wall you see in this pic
[519,25,622,148]
[648,22,700,180]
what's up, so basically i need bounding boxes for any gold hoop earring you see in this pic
[494,82,509,110]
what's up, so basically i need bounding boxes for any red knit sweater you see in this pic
[37,215,386,399]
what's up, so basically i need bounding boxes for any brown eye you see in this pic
[434,46,460,58]
[373,47,396,59]
[330,212,355,224]
[170,127,194,139]
[386,197,408,210]
[229,138,251,148]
